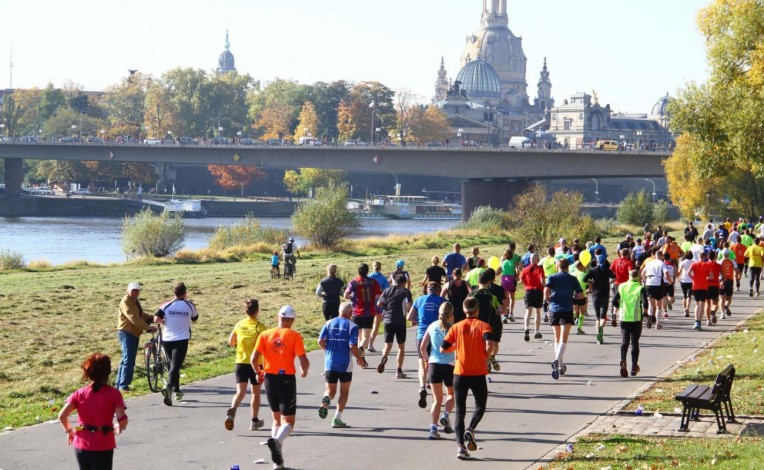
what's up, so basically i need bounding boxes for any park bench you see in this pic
[674,364,737,433]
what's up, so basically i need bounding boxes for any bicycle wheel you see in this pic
[145,346,159,392]
[156,345,170,389]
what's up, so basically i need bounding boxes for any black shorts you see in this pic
[592,295,610,319]
[489,316,503,343]
[322,301,340,321]
[572,297,587,307]
[416,337,431,359]
[681,282,693,298]
[264,374,297,416]
[646,285,665,300]
[234,363,259,385]
[550,311,575,326]
[427,362,454,386]
[708,286,720,301]
[693,289,708,302]
[722,279,734,297]
[384,323,406,344]
[524,290,543,309]
[353,315,374,329]
[325,371,353,384]
[664,284,675,298]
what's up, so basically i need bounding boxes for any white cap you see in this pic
[559,238,566,244]
[127,282,142,292]
[278,305,296,318]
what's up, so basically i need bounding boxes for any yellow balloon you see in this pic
[488,256,501,271]
[579,250,592,266]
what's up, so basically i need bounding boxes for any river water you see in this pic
[0,217,458,265]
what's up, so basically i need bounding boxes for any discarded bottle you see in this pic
[635,405,644,416]
[231,465,240,470]
[566,443,574,452]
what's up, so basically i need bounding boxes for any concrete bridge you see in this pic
[0,142,669,217]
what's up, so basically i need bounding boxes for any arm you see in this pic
[298,354,309,378]
[440,283,449,298]
[228,330,237,347]
[407,306,418,325]
[350,343,367,367]
[121,299,153,332]
[58,401,76,445]
[113,406,128,434]
[544,286,552,302]
[419,332,431,364]
[316,283,325,298]
[318,338,327,350]
[250,350,262,372]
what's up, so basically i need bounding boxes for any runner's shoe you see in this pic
[250,417,265,431]
[596,333,603,344]
[693,321,702,331]
[712,314,718,324]
[508,314,515,323]
[576,328,586,335]
[161,386,172,406]
[418,388,427,408]
[551,360,560,380]
[457,446,471,460]
[440,416,454,434]
[429,429,441,440]
[534,332,543,340]
[619,360,628,378]
[656,323,663,330]
[225,408,236,431]
[267,438,283,466]
[502,315,509,324]
[750,289,754,297]
[560,364,567,376]
[706,320,713,327]
[684,309,690,317]
[725,306,732,316]
[174,390,184,402]
[631,364,640,377]
[611,317,618,327]
[396,370,408,379]
[318,395,330,419]
[663,312,669,319]
[367,344,377,353]
[524,329,530,342]
[332,418,349,428]
[376,356,388,374]
[464,429,478,451]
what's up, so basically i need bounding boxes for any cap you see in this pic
[278,305,296,318]
[558,238,566,244]
[396,259,405,268]
[626,234,633,239]
[127,282,142,292]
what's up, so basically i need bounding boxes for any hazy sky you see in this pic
[0,0,709,113]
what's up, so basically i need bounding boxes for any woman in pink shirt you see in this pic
[59,353,128,470]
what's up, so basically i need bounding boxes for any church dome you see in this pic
[455,57,502,100]
[216,30,236,74]
[651,93,671,116]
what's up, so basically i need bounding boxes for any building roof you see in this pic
[455,57,502,101]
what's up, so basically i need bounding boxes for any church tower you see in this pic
[534,57,554,111]
[216,30,236,74]
[434,57,449,102]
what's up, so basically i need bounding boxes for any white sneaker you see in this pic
[249,417,265,431]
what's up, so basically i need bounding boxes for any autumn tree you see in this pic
[293,101,319,142]
[310,80,350,140]
[103,72,152,139]
[144,83,178,139]
[335,81,395,142]
[255,105,293,140]
[208,165,267,196]
[336,100,356,142]
[283,168,346,196]
[408,106,451,143]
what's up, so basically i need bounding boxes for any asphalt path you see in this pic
[2,292,760,470]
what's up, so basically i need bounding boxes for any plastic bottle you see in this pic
[635,405,644,416]
[231,465,240,470]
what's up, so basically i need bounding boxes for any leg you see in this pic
[116,331,138,389]
[230,381,248,411]
[430,380,444,427]
[630,322,642,368]
[620,324,631,362]
[358,328,371,353]
[467,376,488,431]
[249,383,262,421]
[337,380,351,412]
[368,314,382,350]
[396,342,406,370]
[453,375,468,446]
[534,308,541,334]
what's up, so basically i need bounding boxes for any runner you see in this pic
[688,252,712,331]
[730,239,747,291]
[408,282,446,408]
[641,249,669,330]
[541,247,558,278]
[467,246,481,271]
[498,245,521,323]
[744,237,764,297]
[389,260,411,290]
[419,302,456,440]
[344,263,382,357]
[663,254,677,315]
[421,256,447,295]
[584,256,615,344]
[485,269,506,370]
[521,244,535,268]
[225,299,267,432]
[706,251,723,324]
[252,305,309,470]
[520,253,546,341]
[466,258,487,288]
[690,237,705,261]
[441,297,493,460]
[316,264,345,321]
[376,274,413,379]
[569,254,589,334]
[616,270,648,377]
[442,243,467,278]
[677,252,695,318]
[441,268,471,323]
[609,248,634,326]
[154,282,199,406]
[368,261,391,353]
[317,302,367,429]
[544,258,584,379]
[589,236,608,260]
[471,270,503,372]
[719,250,738,318]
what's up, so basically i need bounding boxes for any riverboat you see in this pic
[163,199,207,217]
[349,195,461,220]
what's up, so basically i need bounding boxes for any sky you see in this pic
[0,0,710,114]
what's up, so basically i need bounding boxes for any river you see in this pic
[0,217,458,265]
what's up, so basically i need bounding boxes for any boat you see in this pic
[163,199,207,217]
[349,195,462,220]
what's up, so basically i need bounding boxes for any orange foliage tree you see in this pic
[208,165,267,196]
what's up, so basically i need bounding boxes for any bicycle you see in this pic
[283,256,296,280]
[271,264,281,279]
[144,327,170,393]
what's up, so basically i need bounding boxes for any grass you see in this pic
[625,312,764,417]
[546,434,764,469]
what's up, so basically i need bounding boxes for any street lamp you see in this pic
[369,101,375,145]
[645,178,656,203]
[591,178,599,204]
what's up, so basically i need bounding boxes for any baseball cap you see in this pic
[396,259,405,268]
[278,305,296,318]
[626,234,633,239]
[127,282,142,291]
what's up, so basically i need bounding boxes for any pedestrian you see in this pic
[441,297,493,460]
[719,250,738,318]
[678,251,695,317]
[376,274,413,379]
[441,268,471,323]
[544,258,584,379]
[744,237,764,297]
[609,248,634,325]
[252,305,310,470]
[421,255,447,294]
[583,256,615,344]
[344,263,382,356]
[520,253,546,341]
[498,245,521,323]
[368,261,390,352]
[316,264,345,321]
[318,302,368,428]
[689,251,712,331]
[442,243,467,278]
[615,270,648,377]
[115,282,156,392]
[409,282,446,408]
[419,302,455,440]
[225,299,267,432]
[154,282,198,406]
[58,353,127,470]
[641,249,669,329]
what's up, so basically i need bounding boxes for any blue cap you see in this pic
[396,259,405,268]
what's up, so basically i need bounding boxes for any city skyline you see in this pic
[1,0,708,114]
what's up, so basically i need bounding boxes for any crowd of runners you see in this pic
[58,217,764,469]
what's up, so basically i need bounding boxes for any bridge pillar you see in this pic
[461,178,531,221]
[3,158,24,197]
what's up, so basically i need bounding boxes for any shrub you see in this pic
[292,183,360,250]
[0,249,26,270]
[208,215,288,250]
[617,191,655,226]
[121,210,185,258]
[653,200,671,225]
[456,206,511,231]
[27,260,52,270]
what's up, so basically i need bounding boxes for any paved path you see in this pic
[2,294,762,470]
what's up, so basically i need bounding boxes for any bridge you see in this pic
[0,142,669,217]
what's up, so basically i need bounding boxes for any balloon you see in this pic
[579,250,592,267]
[488,256,501,271]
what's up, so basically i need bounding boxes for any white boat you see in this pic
[350,195,462,220]
[163,199,207,217]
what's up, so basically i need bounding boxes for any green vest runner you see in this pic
[618,280,644,322]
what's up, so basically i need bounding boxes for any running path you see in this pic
[2,295,761,470]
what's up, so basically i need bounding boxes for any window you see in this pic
[563,119,572,130]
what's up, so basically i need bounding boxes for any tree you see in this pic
[617,191,656,227]
[291,183,359,250]
[310,80,350,140]
[248,78,311,139]
[336,100,356,142]
[122,210,185,258]
[103,72,152,139]
[283,168,346,196]
[409,106,451,143]
[293,101,319,142]
[144,83,178,139]
[335,82,395,142]
[162,67,212,137]
[208,165,267,195]
[255,105,293,140]
[667,0,764,217]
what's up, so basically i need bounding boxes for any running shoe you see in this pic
[502,315,509,324]
[663,312,669,319]
[428,429,441,440]
[490,356,500,372]
[651,315,658,324]
[508,314,516,323]
[464,429,478,451]
[750,289,754,297]
[576,328,586,335]
[367,344,377,353]
[725,306,732,316]
[596,333,603,345]
[161,386,172,406]
[440,416,454,434]
[560,364,567,376]
[318,395,330,419]
[225,408,236,431]
[457,446,471,460]
[631,364,640,377]
[619,360,628,378]
[684,309,690,318]
[656,323,663,330]
[273,464,284,470]
[611,317,618,327]
[712,314,718,324]
[551,360,560,380]
[376,356,388,374]
[544,313,549,323]
[534,332,543,340]
[249,417,265,431]
[396,371,408,379]
[706,320,712,327]
[646,316,652,329]
[693,321,702,331]
[758,291,761,297]
[174,390,184,402]
[667,299,673,310]
[267,437,283,466]
[418,388,427,408]
[524,329,530,342]
[332,418,349,428]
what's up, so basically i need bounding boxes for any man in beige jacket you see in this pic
[115,282,155,391]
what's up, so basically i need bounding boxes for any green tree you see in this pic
[293,101,319,142]
[103,72,152,139]
[617,191,656,227]
[292,183,359,250]
[144,82,178,138]
[283,168,346,196]
[162,68,212,137]
[247,78,311,138]
[310,80,349,140]
[122,210,185,258]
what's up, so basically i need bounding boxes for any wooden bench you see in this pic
[674,364,737,433]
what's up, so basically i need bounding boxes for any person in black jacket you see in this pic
[316,264,345,321]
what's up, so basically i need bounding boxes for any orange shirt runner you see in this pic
[443,318,493,376]
[254,327,306,375]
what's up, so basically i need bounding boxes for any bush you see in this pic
[208,215,288,250]
[0,249,26,270]
[617,191,657,227]
[292,183,360,250]
[653,200,671,225]
[456,206,512,231]
[121,210,185,258]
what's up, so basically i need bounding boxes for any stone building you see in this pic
[216,30,236,74]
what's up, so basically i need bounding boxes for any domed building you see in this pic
[454,56,503,103]
[216,30,236,74]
